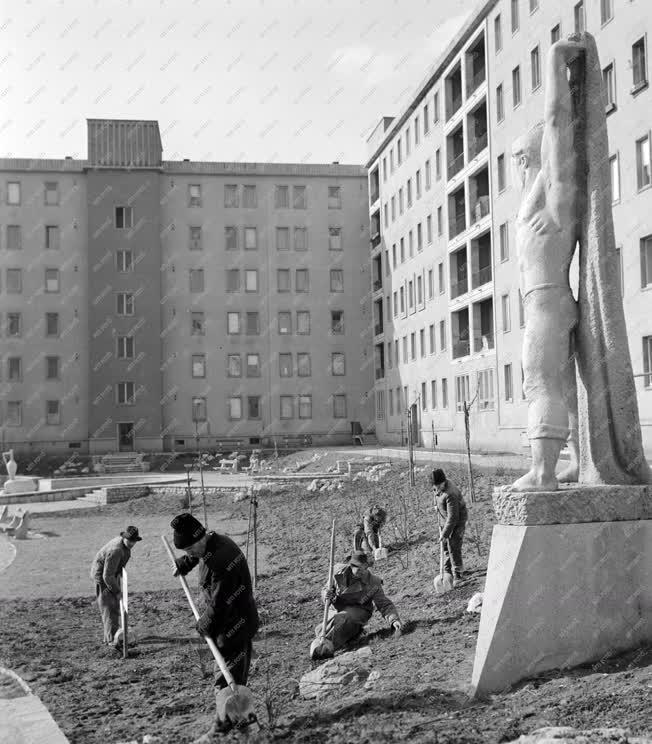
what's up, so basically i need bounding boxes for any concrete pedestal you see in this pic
[0,477,39,496]
[470,485,652,697]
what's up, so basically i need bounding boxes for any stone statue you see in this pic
[511,33,650,491]
[2,449,17,480]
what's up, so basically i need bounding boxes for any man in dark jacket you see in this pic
[352,505,387,554]
[170,513,259,741]
[432,468,468,584]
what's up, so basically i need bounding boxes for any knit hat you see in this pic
[349,550,369,568]
[120,525,142,542]
[171,513,206,549]
[431,468,446,486]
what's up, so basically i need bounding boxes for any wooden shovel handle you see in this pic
[161,536,238,693]
[436,512,445,579]
[320,519,337,637]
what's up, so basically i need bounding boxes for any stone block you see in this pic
[299,647,373,700]
[506,727,652,743]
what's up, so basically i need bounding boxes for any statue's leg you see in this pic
[558,327,579,482]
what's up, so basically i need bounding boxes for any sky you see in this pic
[0,0,476,164]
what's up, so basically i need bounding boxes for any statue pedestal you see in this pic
[470,485,652,697]
[0,476,39,496]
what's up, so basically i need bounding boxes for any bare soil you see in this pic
[0,452,650,743]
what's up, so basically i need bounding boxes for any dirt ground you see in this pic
[0,451,650,744]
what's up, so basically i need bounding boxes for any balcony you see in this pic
[473,332,494,352]
[467,68,486,97]
[471,231,492,288]
[445,64,463,122]
[465,34,486,97]
[375,367,385,380]
[447,152,464,180]
[451,277,468,299]
[470,196,490,225]
[453,340,470,358]
[468,132,487,160]
[472,297,494,353]
[472,265,492,287]
[373,278,382,292]
[369,167,380,206]
[449,213,466,239]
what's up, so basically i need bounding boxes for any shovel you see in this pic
[373,531,388,562]
[433,513,454,595]
[161,536,259,734]
[309,518,336,660]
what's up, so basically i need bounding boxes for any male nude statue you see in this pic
[510,37,586,492]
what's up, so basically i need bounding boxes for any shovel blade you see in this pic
[309,637,334,660]
[433,572,454,595]
[215,684,259,732]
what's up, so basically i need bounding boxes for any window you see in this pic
[399,188,404,214]
[225,226,238,251]
[117,292,134,316]
[422,104,430,136]
[442,378,449,408]
[280,395,294,419]
[192,354,206,378]
[277,269,290,292]
[331,310,344,334]
[332,352,345,375]
[189,226,202,251]
[382,158,387,181]
[512,66,521,107]
[574,2,584,34]
[293,185,307,208]
[115,206,133,229]
[420,328,426,357]
[276,227,290,251]
[431,380,437,409]
[455,374,471,411]
[511,0,519,33]
[299,395,312,419]
[428,269,434,299]
[496,84,504,122]
[226,269,240,292]
[435,149,441,180]
[295,269,309,293]
[376,390,385,420]
[389,389,394,416]
[275,185,289,208]
[224,184,239,207]
[248,396,261,420]
[394,340,399,365]
[397,139,402,165]
[390,149,395,172]
[45,268,60,293]
[117,381,135,405]
[330,269,344,292]
[632,37,647,90]
[518,289,525,327]
[410,333,416,360]
[6,268,21,293]
[504,363,513,401]
[329,227,342,251]
[551,24,561,44]
[246,353,260,377]
[7,313,21,337]
[391,196,396,221]
[228,397,242,420]
[643,336,652,387]
[46,312,59,337]
[297,310,310,334]
[228,354,242,377]
[384,203,389,227]
[636,134,651,190]
[433,91,440,123]
[227,311,240,334]
[6,181,20,205]
[400,286,405,313]
[641,235,652,287]
[495,14,502,52]
[610,154,620,203]
[502,293,511,332]
[328,186,341,209]
[6,401,22,426]
[294,227,307,251]
[8,357,21,381]
[193,311,206,335]
[46,400,61,426]
[7,225,21,250]
[416,170,422,199]
[438,262,444,293]
[117,249,133,272]
[117,336,135,359]
[278,311,292,334]
[244,227,257,250]
[243,185,257,208]
[407,179,412,207]
[529,0,538,12]
[499,221,509,260]
[188,184,202,207]
[437,206,443,236]
[44,181,59,205]
[477,369,495,410]
[245,269,258,292]
[409,231,414,257]
[45,225,60,250]
[440,319,447,350]
[421,382,427,410]
[497,153,506,192]
[333,394,347,418]
[246,311,260,335]
[387,342,393,369]
[385,249,391,275]
[417,223,423,253]
[531,46,540,90]
[297,353,311,377]
[400,238,405,262]
[189,269,204,293]
[417,274,423,303]
[603,63,616,109]
[426,215,433,245]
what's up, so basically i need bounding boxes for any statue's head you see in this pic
[512,121,544,189]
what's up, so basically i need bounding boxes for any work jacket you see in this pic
[176,531,259,649]
[435,481,468,540]
[90,536,131,593]
[323,563,400,626]
[355,510,385,550]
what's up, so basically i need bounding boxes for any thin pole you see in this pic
[407,408,415,487]
[185,465,193,515]
[245,495,253,562]
[252,493,258,592]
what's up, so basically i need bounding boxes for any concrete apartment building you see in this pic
[0,120,372,453]
[367,0,652,454]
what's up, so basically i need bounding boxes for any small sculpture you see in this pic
[2,449,18,481]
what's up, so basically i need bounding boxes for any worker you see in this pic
[312,550,402,658]
[431,468,468,585]
[170,513,259,741]
[90,525,141,647]
[352,505,387,554]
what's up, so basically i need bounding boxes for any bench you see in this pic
[219,455,240,474]
[214,439,245,451]
[281,435,313,450]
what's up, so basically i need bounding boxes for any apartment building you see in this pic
[367,0,652,453]
[0,119,372,453]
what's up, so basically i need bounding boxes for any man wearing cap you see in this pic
[170,513,259,741]
[90,526,141,647]
[313,550,402,658]
[353,505,387,555]
[431,468,468,585]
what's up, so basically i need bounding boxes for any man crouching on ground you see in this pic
[170,513,259,742]
[312,550,402,659]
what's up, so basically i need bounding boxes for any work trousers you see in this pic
[95,582,120,643]
[213,639,253,689]
[443,525,466,577]
[314,606,369,651]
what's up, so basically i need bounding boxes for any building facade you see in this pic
[367,0,652,454]
[0,120,373,453]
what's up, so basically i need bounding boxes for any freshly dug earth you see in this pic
[0,453,650,743]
